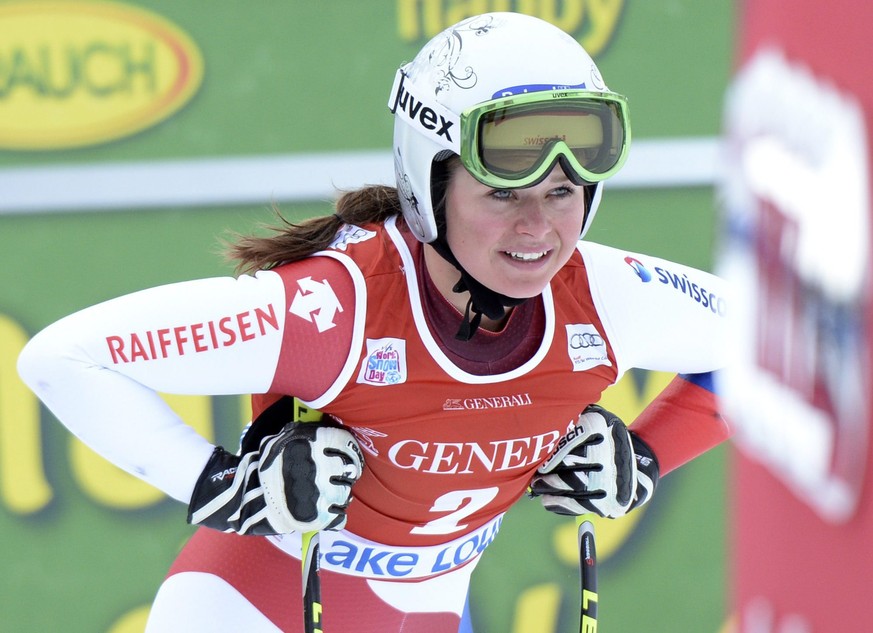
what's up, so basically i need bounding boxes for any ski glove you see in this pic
[188,422,364,535]
[530,404,659,519]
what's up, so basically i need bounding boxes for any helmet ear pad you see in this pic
[428,156,455,241]
[393,117,445,243]
[582,182,603,238]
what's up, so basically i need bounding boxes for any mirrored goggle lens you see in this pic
[476,98,626,182]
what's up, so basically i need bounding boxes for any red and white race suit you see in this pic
[18,215,730,631]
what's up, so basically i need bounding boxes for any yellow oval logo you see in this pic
[0,1,204,150]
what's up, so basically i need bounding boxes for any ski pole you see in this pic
[578,519,598,633]
[302,530,323,633]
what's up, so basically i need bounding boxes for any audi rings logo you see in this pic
[569,331,603,349]
[565,323,611,372]
[625,256,652,282]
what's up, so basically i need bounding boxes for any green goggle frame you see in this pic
[460,89,631,189]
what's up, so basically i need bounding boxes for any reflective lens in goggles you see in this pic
[460,90,630,188]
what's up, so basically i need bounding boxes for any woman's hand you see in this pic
[188,421,364,535]
[530,404,659,519]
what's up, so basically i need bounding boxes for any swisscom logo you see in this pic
[624,256,652,282]
[0,1,204,149]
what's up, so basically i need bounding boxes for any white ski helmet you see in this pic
[388,12,629,244]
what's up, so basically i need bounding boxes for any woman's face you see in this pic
[443,163,588,299]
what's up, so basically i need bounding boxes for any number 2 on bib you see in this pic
[410,487,499,536]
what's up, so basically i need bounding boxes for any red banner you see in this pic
[723,1,873,630]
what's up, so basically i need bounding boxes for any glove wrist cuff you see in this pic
[629,430,660,477]
[187,446,240,526]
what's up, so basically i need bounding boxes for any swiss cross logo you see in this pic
[289,276,343,332]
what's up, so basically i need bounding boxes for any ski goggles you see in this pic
[389,69,631,188]
[461,89,631,188]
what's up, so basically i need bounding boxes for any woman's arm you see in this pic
[631,372,729,475]
[578,243,732,473]
[17,258,357,503]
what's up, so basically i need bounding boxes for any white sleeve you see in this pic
[16,271,287,503]
[578,241,731,378]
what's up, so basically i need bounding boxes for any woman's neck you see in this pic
[422,243,511,332]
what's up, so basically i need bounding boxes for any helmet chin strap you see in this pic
[428,236,527,341]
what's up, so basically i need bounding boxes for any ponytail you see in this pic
[228,185,402,274]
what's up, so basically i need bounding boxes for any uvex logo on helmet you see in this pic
[388,70,458,149]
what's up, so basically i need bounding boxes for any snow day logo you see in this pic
[357,338,407,386]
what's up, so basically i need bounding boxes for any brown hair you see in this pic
[228,157,460,274]
[228,184,403,274]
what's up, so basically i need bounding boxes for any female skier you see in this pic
[18,12,730,632]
